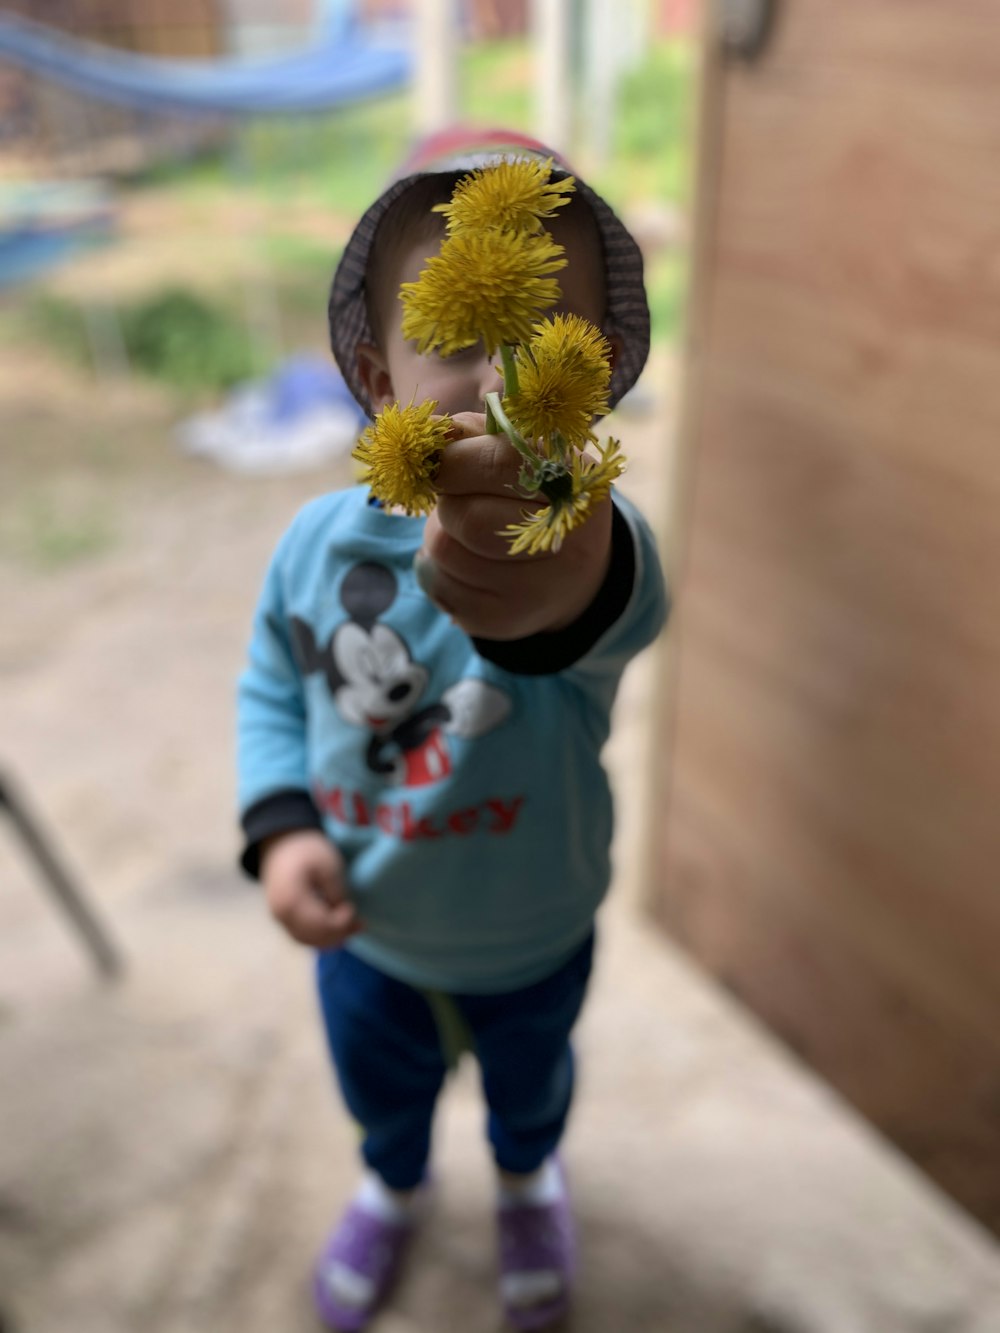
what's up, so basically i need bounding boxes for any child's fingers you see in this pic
[434,434,525,497]
[285,893,361,949]
[417,492,615,639]
[415,557,560,641]
[325,900,364,944]
[308,859,347,907]
[308,883,362,942]
[448,410,488,439]
[432,494,549,563]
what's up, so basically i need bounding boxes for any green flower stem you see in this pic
[499,342,520,398]
[484,391,535,463]
[485,344,520,435]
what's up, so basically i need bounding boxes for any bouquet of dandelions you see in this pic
[353,158,626,555]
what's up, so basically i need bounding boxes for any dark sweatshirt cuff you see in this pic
[472,501,636,676]
[239,788,323,879]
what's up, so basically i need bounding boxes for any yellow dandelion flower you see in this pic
[569,434,626,500]
[503,438,626,555]
[352,400,452,515]
[400,228,566,356]
[503,314,612,449]
[433,158,575,236]
[503,502,578,556]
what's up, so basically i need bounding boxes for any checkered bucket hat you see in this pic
[328,125,650,417]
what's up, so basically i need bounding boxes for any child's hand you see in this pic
[419,412,613,641]
[260,830,361,949]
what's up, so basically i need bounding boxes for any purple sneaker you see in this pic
[312,1197,415,1332]
[497,1160,576,1331]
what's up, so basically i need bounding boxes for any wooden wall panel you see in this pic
[656,0,1000,1230]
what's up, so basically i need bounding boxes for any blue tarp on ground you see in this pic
[0,180,116,289]
[0,227,107,288]
[0,11,411,117]
[177,352,367,475]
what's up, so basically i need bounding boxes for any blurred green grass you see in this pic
[0,489,117,570]
[26,289,268,393]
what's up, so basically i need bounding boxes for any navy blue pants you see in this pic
[316,934,594,1191]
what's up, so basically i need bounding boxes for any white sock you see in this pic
[356,1169,420,1224]
[497,1156,563,1209]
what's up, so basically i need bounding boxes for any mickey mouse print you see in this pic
[289,561,511,789]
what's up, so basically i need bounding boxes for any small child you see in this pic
[237,126,667,1331]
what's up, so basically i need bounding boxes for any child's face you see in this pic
[358,216,609,419]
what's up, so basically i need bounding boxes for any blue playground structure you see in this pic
[0,4,412,117]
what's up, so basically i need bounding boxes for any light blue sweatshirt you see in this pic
[237,484,667,993]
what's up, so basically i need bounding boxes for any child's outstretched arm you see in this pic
[418,412,614,643]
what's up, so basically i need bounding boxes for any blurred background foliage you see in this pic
[2,34,693,396]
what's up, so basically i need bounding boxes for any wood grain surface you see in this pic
[656,0,1000,1231]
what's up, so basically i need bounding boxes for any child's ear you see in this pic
[356,343,394,412]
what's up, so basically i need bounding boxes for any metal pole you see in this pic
[532,0,573,155]
[583,0,618,169]
[0,771,124,980]
[414,0,459,135]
